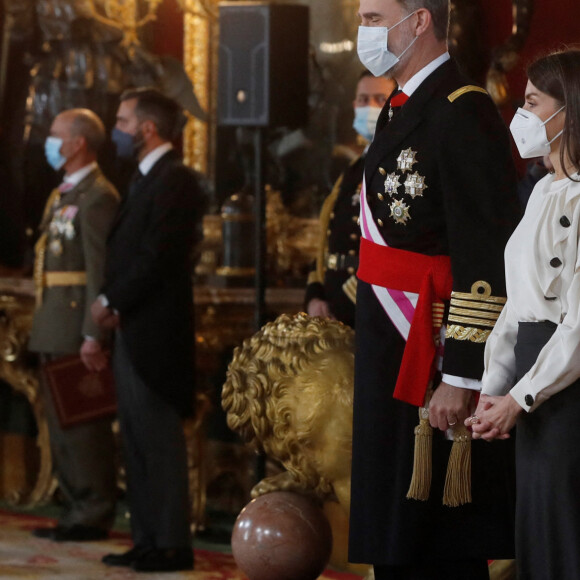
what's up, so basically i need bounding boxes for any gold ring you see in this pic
[469,415,480,424]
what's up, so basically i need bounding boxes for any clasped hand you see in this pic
[465,393,523,441]
[90,299,120,329]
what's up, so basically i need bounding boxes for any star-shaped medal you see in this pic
[384,173,401,196]
[389,199,411,225]
[352,183,362,206]
[404,172,428,198]
[397,148,418,173]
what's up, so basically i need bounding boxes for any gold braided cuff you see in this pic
[446,281,505,341]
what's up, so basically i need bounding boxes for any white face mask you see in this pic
[509,106,565,159]
[353,106,382,142]
[357,11,418,77]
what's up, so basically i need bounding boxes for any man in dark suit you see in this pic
[29,108,119,542]
[305,72,396,328]
[91,88,206,572]
[349,1,520,579]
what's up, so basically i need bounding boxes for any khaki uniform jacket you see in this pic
[29,167,120,354]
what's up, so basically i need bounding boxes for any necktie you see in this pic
[388,91,409,122]
[390,91,409,107]
[58,182,74,193]
[128,169,143,199]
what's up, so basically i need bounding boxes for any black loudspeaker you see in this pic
[218,2,309,128]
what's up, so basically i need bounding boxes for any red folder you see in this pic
[43,355,117,429]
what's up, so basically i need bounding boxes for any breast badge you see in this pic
[404,172,428,198]
[384,173,401,196]
[47,205,79,254]
[389,199,411,225]
[397,148,418,173]
[376,148,427,226]
[49,238,63,257]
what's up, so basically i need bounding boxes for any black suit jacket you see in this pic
[104,149,206,415]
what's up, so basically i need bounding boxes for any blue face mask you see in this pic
[353,106,382,142]
[112,127,138,159]
[44,136,66,170]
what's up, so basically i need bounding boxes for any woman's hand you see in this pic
[465,393,523,441]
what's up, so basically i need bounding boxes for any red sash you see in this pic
[358,237,453,406]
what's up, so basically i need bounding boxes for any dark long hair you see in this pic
[527,49,580,180]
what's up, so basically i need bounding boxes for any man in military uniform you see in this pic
[305,72,396,328]
[349,1,520,578]
[28,108,120,542]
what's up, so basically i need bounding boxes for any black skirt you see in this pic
[514,321,580,580]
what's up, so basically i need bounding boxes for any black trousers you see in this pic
[112,331,192,549]
[374,559,489,580]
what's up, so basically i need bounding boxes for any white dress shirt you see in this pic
[139,142,173,176]
[483,172,580,411]
[400,51,450,97]
[63,161,98,186]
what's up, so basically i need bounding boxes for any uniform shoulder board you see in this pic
[447,85,488,103]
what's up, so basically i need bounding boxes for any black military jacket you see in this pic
[305,156,365,327]
[363,59,519,379]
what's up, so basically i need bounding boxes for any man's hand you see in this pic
[428,381,476,432]
[90,298,120,329]
[307,298,334,319]
[80,339,108,372]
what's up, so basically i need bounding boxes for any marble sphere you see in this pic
[231,491,333,580]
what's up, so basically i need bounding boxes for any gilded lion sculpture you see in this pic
[221,312,354,514]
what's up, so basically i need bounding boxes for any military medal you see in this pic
[389,199,411,225]
[397,148,418,173]
[404,172,428,198]
[384,173,401,196]
[49,238,63,256]
[352,183,362,206]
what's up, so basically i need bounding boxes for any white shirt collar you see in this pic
[139,143,173,176]
[400,52,450,97]
[63,161,98,186]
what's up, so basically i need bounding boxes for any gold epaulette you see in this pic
[316,174,345,283]
[342,275,357,305]
[447,85,488,103]
[446,280,506,342]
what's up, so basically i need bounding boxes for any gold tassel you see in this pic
[406,404,432,501]
[443,424,472,507]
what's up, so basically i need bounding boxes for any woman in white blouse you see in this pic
[466,49,580,580]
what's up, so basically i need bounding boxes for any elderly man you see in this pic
[29,109,119,542]
[349,1,520,578]
[92,88,206,573]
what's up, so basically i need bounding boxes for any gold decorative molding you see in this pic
[182,0,219,177]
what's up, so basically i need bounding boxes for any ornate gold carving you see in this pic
[445,324,491,343]
[182,0,218,176]
[222,313,354,512]
[87,0,165,52]
[0,288,55,505]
